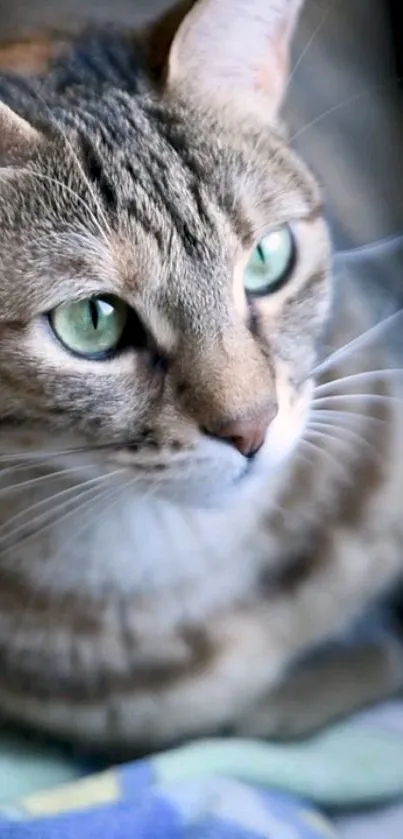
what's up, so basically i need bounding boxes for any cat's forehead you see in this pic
[54,90,319,229]
[66,94,320,257]
[0,91,321,320]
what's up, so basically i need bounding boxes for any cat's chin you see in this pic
[141,470,251,509]
[174,439,302,510]
[110,434,298,510]
[140,455,276,510]
[104,439,297,513]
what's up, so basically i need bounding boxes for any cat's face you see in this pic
[0,0,331,505]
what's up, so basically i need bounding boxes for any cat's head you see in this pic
[0,0,331,506]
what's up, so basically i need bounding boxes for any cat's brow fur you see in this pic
[0,0,402,751]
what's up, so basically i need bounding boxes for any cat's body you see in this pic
[0,1,403,752]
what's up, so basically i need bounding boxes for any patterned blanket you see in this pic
[1,709,403,838]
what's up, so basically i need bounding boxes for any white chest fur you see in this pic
[1,472,277,622]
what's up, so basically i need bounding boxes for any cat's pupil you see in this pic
[244,224,295,298]
[49,295,129,359]
[89,298,115,331]
[89,300,99,330]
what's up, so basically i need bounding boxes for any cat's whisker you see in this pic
[129,475,182,564]
[127,479,180,560]
[250,3,335,204]
[299,434,348,474]
[0,469,124,541]
[181,507,225,568]
[305,426,354,451]
[54,477,135,562]
[7,168,110,249]
[0,487,105,552]
[111,473,170,558]
[234,0,335,208]
[311,309,403,378]
[314,369,403,396]
[285,0,335,98]
[290,76,402,144]
[304,427,361,470]
[0,460,62,478]
[0,442,118,466]
[310,408,390,427]
[294,447,314,471]
[313,393,401,408]
[0,461,87,483]
[0,475,126,555]
[0,464,99,496]
[335,234,403,265]
[21,80,113,242]
[307,419,380,460]
[50,470,163,563]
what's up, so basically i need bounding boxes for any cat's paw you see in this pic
[235,692,323,741]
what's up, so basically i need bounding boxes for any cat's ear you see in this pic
[164,0,304,122]
[0,101,42,165]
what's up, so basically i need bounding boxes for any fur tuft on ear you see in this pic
[165,0,304,122]
[0,101,42,165]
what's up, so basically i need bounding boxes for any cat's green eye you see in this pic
[244,225,295,297]
[49,295,129,358]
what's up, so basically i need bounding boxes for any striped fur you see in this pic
[0,1,402,751]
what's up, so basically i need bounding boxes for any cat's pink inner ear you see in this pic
[166,0,304,122]
[0,102,42,165]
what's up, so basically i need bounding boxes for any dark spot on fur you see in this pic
[78,133,118,213]
[175,382,188,398]
[149,351,169,375]
[259,527,331,597]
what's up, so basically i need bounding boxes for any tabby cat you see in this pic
[0,0,402,752]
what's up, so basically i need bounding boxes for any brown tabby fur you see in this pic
[0,35,68,73]
[0,0,402,753]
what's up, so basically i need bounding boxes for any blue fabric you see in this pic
[0,773,336,838]
[0,798,180,839]
[8,710,403,839]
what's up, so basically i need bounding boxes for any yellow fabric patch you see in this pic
[300,810,337,837]
[21,770,120,817]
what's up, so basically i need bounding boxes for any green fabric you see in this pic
[156,722,403,807]
[0,734,82,806]
[2,717,403,810]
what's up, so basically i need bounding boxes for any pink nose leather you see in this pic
[212,405,277,456]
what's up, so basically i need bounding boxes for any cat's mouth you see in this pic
[0,383,310,512]
[107,440,281,509]
[110,438,248,506]
[102,389,312,507]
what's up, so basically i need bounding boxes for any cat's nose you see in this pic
[207,405,278,457]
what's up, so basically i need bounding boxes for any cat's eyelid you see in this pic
[42,291,129,316]
[303,202,325,223]
[250,204,324,245]
[249,221,295,250]
[278,199,324,226]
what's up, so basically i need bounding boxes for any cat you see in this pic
[0,0,402,753]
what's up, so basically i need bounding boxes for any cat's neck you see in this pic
[3,477,280,616]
